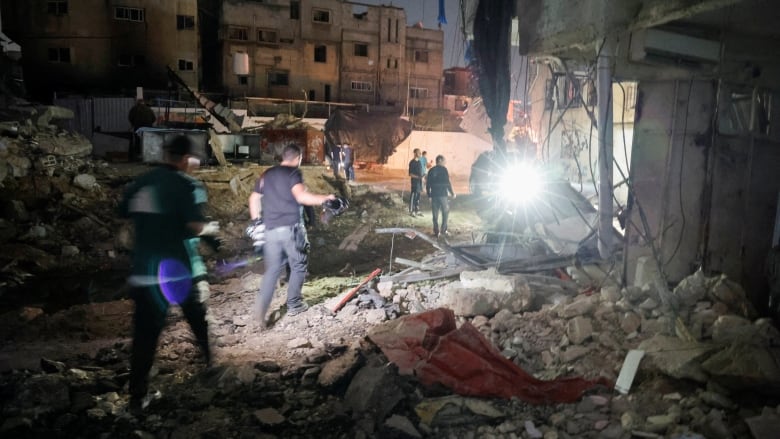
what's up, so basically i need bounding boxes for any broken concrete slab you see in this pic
[700,343,780,391]
[638,335,717,382]
[438,283,535,317]
[414,395,505,427]
[344,364,404,424]
[566,316,594,345]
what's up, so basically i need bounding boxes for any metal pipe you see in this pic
[597,36,616,258]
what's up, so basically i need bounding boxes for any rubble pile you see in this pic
[0,106,132,294]
[2,257,779,438]
[0,141,778,437]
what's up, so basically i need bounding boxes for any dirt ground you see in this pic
[0,163,486,370]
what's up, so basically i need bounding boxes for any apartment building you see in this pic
[2,0,199,100]
[220,0,444,110]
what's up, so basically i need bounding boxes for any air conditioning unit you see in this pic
[629,28,720,66]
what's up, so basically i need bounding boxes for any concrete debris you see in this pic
[0,143,777,438]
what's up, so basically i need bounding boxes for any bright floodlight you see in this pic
[498,163,543,204]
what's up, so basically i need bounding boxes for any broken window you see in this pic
[312,8,330,24]
[414,50,429,63]
[351,81,372,92]
[176,15,195,30]
[719,85,780,140]
[290,1,300,20]
[314,45,327,63]
[115,6,145,22]
[257,29,278,43]
[352,5,368,20]
[118,54,145,67]
[268,70,289,86]
[354,43,368,57]
[227,26,248,41]
[47,1,68,16]
[178,59,194,71]
[48,47,71,63]
[410,87,429,99]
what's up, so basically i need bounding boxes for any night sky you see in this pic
[356,0,467,68]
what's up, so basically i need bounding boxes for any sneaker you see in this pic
[287,302,309,316]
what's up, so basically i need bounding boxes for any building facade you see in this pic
[2,0,199,100]
[219,0,443,110]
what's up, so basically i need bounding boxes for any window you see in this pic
[48,48,71,63]
[238,76,248,85]
[268,71,289,86]
[314,45,327,63]
[414,51,429,63]
[312,8,330,23]
[351,81,372,92]
[257,29,278,43]
[115,7,145,22]
[176,15,195,30]
[227,26,248,41]
[409,87,429,99]
[47,1,67,16]
[354,43,368,57]
[280,38,294,44]
[290,1,300,19]
[178,59,194,71]
[118,54,145,67]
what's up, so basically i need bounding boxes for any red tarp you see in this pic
[368,308,612,404]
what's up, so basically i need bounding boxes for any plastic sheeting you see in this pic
[368,308,612,404]
[473,0,513,150]
[324,110,412,163]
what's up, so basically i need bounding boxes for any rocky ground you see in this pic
[1,120,780,438]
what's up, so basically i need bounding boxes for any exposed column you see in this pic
[597,36,616,258]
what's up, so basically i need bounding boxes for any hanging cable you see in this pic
[665,78,694,266]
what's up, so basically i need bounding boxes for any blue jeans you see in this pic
[344,162,355,181]
[254,224,308,322]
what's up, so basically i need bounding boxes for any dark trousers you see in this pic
[129,285,210,399]
[410,179,422,213]
[431,196,450,234]
[129,130,142,161]
[344,162,355,180]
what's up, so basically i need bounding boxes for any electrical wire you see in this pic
[665,78,694,266]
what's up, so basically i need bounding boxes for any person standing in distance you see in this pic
[419,150,429,182]
[248,143,335,328]
[426,154,456,238]
[408,148,423,216]
[118,135,218,413]
[342,143,355,182]
[127,99,156,161]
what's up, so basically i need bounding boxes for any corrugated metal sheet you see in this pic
[93,97,136,133]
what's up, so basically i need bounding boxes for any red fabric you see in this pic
[368,308,612,404]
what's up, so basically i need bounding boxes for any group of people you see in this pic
[120,136,457,413]
[408,148,456,238]
[328,143,355,182]
[120,136,334,413]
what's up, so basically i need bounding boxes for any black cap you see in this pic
[164,135,194,157]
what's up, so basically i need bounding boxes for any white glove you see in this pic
[199,221,220,236]
[195,280,210,303]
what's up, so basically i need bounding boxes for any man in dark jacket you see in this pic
[426,154,456,238]
[128,99,156,161]
[118,135,219,413]
[408,148,423,216]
